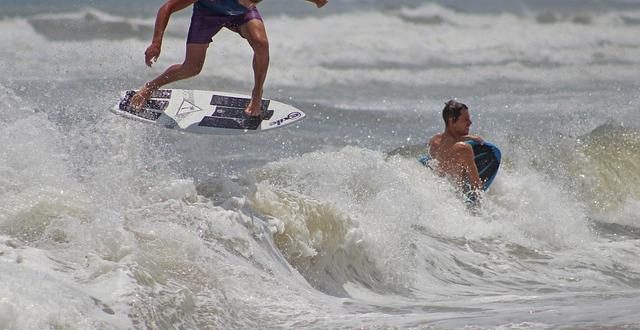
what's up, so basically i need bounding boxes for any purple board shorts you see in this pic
[187,3,263,44]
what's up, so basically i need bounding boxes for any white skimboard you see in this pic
[111,89,305,134]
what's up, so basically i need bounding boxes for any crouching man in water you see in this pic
[428,100,483,207]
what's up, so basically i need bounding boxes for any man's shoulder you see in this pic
[428,133,443,144]
[452,141,474,155]
[452,141,472,149]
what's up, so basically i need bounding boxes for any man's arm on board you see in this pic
[145,0,198,67]
[462,134,484,144]
[455,142,482,191]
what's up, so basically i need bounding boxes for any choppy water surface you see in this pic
[1,0,640,329]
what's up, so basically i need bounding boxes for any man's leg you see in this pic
[130,43,209,111]
[239,19,269,117]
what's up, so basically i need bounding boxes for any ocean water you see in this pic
[1,0,640,329]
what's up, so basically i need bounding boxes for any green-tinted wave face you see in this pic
[575,123,640,212]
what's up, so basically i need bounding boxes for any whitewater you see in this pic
[1,0,640,329]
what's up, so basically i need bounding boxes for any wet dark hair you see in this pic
[442,100,468,126]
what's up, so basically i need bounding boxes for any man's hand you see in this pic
[463,134,484,145]
[145,42,162,67]
[310,0,328,8]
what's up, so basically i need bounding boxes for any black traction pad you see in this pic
[210,106,274,120]
[210,95,270,111]
[204,95,273,129]
[198,116,262,130]
[119,90,169,112]
[117,105,162,121]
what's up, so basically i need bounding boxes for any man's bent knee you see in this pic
[240,20,269,52]
[250,36,269,53]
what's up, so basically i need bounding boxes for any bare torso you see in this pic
[428,132,482,192]
[429,133,466,179]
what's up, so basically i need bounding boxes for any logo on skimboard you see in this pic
[269,112,302,127]
[176,99,202,116]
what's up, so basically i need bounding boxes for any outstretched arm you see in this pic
[307,0,328,8]
[144,0,198,66]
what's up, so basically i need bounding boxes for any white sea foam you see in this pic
[248,146,604,302]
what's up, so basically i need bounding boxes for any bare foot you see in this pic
[129,86,153,112]
[244,98,263,118]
